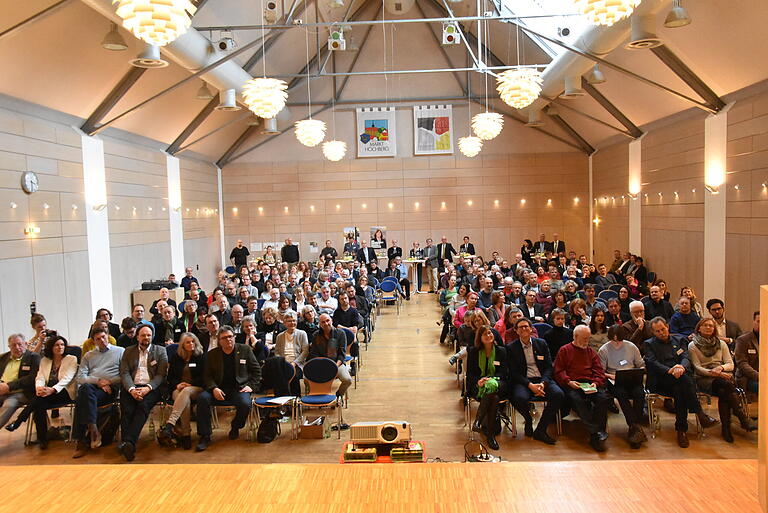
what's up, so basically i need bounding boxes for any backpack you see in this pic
[256,414,281,443]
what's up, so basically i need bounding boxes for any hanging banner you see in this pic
[413,104,453,155]
[356,107,397,158]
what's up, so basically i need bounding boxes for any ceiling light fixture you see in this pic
[101,22,128,51]
[195,80,214,100]
[664,0,691,28]
[243,77,288,119]
[129,43,169,68]
[295,119,326,147]
[322,140,347,161]
[114,0,197,47]
[572,0,641,27]
[458,136,482,157]
[586,64,606,85]
[471,112,504,141]
[497,68,542,110]
[215,89,240,111]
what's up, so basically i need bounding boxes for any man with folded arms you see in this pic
[73,326,125,458]
[195,326,261,451]
[118,324,168,461]
[644,317,718,448]
[0,334,40,429]
[507,318,563,445]
[554,325,611,452]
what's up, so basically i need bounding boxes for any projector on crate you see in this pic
[350,421,411,444]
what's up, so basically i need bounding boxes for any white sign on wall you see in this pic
[413,105,453,155]
[356,107,397,158]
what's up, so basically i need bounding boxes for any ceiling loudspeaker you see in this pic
[261,117,279,134]
[129,43,168,68]
[264,0,278,24]
[626,15,663,49]
[384,0,415,16]
[560,75,586,99]
[215,89,240,111]
[350,421,412,444]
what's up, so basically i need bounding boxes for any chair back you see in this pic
[303,357,339,395]
[382,276,398,285]
[263,358,296,395]
[647,271,657,284]
[368,277,380,288]
[225,266,236,275]
[166,343,179,360]
[598,290,618,301]
[595,297,608,307]
[533,322,553,338]
[609,284,623,293]
[593,284,604,295]
[379,280,397,293]
[257,298,266,309]
[65,345,83,363]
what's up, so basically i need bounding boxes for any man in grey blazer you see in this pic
[118,324,168,461]
[424,238,439,293]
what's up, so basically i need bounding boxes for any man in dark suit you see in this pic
[706,299,743,352]
[320,240,338,262]
[550,233,566,256]
[436,236,456,272]
[195,326,261,451]
[507,318,563,445]
[153,304,183,346]
[521,290,545,322]
[117,324,168,461]
[535,233,549,254]
[644,317,718,448]
[356,239,378,268]
[459,236,475,255]
[0,334,40,429]
[387,240,403,264]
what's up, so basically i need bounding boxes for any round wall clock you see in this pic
[21,171,39,194]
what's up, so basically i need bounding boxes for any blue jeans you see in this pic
[73,383,117,441]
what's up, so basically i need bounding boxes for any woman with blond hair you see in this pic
[158,332,206,450]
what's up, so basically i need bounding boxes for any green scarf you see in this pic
[692,333,721,358]
[477,346,499,398]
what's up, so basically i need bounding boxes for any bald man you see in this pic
[554,325,611,452]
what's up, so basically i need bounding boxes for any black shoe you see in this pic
[722,425,734,443]
[472,420,483,433]
[118,442,136,462]
[195,436,211,452]
[597,431,609,442]
[677,430,689,448]
[533,428,556,445]
[39,439,49,450]
[406,296,411,301]
[524,420,534,437]
[696,411,719,429]
[157,423,174,446]
[485,433,499,450]
[589,433,606,452]
[4,419,22,432]
[350,361,357,376]
[228,427,240,440]
[180,436,192,450]
[628,424,647,445]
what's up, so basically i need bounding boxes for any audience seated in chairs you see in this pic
[688,318,756,442]
[195,326,261,452]
[735,311,760,395]
[598,325,647,449]
[553,325,611,452]
[5,334,69,448]
[466,326,510,450]
[158,332,206,450]
[643,317,719,448]
[507,317,563,445]
[117,324,168,462]
[72,326,124,458]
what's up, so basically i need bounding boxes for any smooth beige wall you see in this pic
[0,106,220,350]
[222,151,590,263]
[593,87,768,329]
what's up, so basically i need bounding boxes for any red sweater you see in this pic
[553,343,606,387]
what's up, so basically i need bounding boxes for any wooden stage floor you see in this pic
[1,459,760,513]
[0,294,759,465]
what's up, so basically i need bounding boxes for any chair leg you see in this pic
[24,416,34,446]
[646,394,657,439]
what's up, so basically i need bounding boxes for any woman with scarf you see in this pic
[466,325,510,450]
[688,318,756,442]
[178,300,199,334]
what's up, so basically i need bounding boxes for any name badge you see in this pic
[175,328,181,333]
[239,359,247,364]
[493,361,501,366]
[188,363,197,368]
[676,348,684,355]
[150,360,157,366]
[536,355,544,360]
[748,349,757,354]
[619,359,628,366]
[21,365,30,371]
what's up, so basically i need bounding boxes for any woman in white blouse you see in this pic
[274,310,309,396]
[5,333,77,449]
